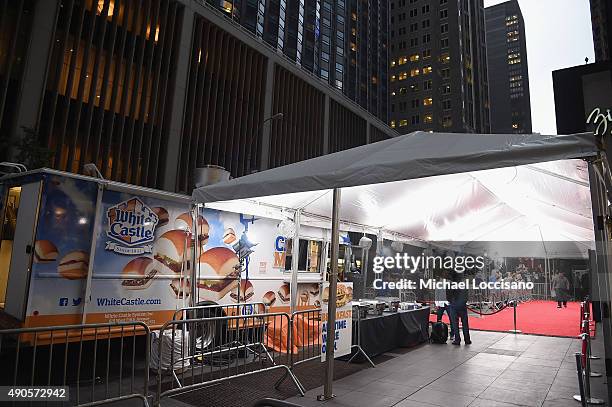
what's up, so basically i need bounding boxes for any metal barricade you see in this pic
[155,311,304,404]
[531,282,550,300]
[0,321,151,406]
[288,308,322,368]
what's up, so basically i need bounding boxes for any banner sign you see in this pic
[321,282,353,361]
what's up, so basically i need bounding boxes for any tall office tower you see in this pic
[485,0,532,134]
[590,0,612,61]
[388,0,490,134]
[0,0,394,193]
[206,0,389,122]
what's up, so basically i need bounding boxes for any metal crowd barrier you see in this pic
[0,321,150,406]
[574,304,604,405]
[155,311,304,404]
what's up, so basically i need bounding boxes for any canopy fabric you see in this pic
[193,131,599,202]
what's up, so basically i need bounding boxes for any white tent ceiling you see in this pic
[195,132,599,258]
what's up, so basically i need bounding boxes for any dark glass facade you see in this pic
[590,0,612,62]
[485,0,532,134]
[205,0,389,122]
[388,0,490,134]
[0,0,394,193]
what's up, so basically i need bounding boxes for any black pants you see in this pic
[557,300,567,307]
[450,305,470,343]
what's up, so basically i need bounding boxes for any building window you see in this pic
[441,38,449,48]
[423,66,432,74]
[391,75,396,82]
[424,80,432,90]
[410,22,419,32]
[422,34,431,43]
[399,119,408,127]
[410,54,420,62]
[398,56,408,65]
[512,123,519,129]
[390,120,396,128]
[424,114,433,124]
[442,84,451,94]
[422,4,430,13]
[399,72,408,80]
[440,0,448,4]
[410,83,419,92]
[423,97,433,106]
[411,99,420,108]
[422,49,431,58]
[399,87,407,95]
[422,19,430,29]
[390,59,396,67]
[410,8,418,17]
[442,100,451,110]
[442,115,452,127]
[410,38,419,47]
[440,9,448,19]
[441,68,450,79]
[441,24,449,34]
[439,53,450,64]
[411,115,420,124]
[410,68,420,77]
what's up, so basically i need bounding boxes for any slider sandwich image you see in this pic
[122,257,156,290]
[58,251,89,280]
[262,291,276,307]
[170,278,191,298]
[277,283,290,303]
[223,228,236,244]
[153,230,191,275]
[175,213,209,246]
[197,247,240,301]
[34,240,58,263]
[152,207,169,227]
[230,280,254,303]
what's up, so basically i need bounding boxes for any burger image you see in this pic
[262,291,276,307]
[152,230,190,275]
[322,284,352,308]
[122,257,156,289]
[175,213,209,246]
[152,207,169,227]
[34,240,58,263]
[196,247,240,301]
[170,278,191,298]
[308,283,320,297]
[58,251,89,280]
[223,228,236,244]
[299,291,309,305]
[230,280,254,303]
[277,283,290,303]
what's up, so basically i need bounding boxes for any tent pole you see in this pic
[323,188,341,400]
[290,209,302,314]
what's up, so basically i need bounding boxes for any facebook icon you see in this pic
[59,298,68,306]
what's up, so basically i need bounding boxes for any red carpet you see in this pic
[429,301,593,338]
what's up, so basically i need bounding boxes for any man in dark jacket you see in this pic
[448,273,471,345]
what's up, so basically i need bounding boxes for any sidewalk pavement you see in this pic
[285,329,609,407]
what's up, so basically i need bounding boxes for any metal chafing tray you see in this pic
[358,299,386,316]
[376,296,401,312]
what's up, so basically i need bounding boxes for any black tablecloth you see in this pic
[349,307,430,359]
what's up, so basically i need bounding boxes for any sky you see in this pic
[483,0,594,134]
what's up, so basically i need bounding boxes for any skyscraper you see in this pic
[485,0,532,134]
[0,0,395,193]
[206,0,389,122]
[388,0,490,134]
[590,0,612,62]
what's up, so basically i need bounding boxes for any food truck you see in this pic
[0,169,328,334]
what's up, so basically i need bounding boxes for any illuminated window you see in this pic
[423,49,431,58]
[399,119,408,127]
[410,54,420,62]
[399,72,408,80]
[97,0,115,16]
[410,83,419,92]
[391,91,396,96]
[390,60,396,67]
[423,97,433,106]
[391,75,396,82]
[512,123,519,129]
[410,68,420,77]
[390,120,396,128]
[443,115,452,128]
[423,66,432,74]
[398,56,408,65]
[440,53,450,64]
[424,114,433,124]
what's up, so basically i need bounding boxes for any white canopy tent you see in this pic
[193,131,601,399]
[194,132,599,258]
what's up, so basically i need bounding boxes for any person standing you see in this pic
[553,272,570,308]
[448,274,471,345]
